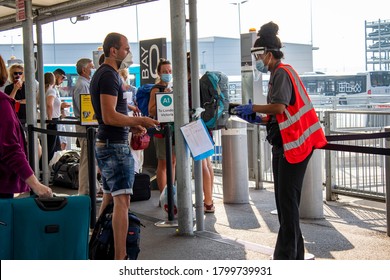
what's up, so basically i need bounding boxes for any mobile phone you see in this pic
[228,103,240,115]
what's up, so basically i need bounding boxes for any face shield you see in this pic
[251,47,266,81]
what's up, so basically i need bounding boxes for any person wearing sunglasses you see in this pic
[235,22,327,260]
[4,64,27,124]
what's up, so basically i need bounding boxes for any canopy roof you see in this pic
[0,0,158,31]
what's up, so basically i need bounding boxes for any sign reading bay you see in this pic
[156,92,174,123]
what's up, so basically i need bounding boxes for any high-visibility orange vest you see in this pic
[274,63,327,164]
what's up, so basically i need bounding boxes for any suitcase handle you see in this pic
[34,197,68,211]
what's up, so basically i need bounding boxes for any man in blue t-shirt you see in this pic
[90,32,159,260]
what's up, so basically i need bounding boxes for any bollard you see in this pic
[221,119,249,204]
[164,124,175,221]
[299,149,324,219]
[87,127,97,228]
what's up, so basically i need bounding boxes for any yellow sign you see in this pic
[80,93,98,126]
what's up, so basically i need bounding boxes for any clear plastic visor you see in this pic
[251,47,266,61]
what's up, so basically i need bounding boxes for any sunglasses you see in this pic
[13,72,23,76]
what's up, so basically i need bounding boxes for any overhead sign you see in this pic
[15,0,26,22]
[139,38,167,85]
[156,92,174,123]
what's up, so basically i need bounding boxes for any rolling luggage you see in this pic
[0,195,90,260]
[130,173,151,202]
[0,199,13,260]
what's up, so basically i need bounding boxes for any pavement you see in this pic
[53,176,390,260]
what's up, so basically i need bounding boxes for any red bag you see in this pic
[130,134,150,150]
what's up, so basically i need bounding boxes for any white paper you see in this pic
[180,119,214,160]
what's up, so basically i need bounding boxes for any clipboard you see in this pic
[180,119,214,161]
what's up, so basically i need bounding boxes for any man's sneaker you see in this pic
[204,202,215,213]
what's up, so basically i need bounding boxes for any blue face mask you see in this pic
[90,69,96,78]
[161,73,172,83]
[255,60,268,74]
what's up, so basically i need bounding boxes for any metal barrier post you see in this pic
[155,124,178,227]
[87,127,96,228]
[300,150,324,219]
[164,124,175,221]
[221,119,249,204]
[385,126,390,237]
[27,125,35,171]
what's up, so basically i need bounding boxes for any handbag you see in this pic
[130,133,150,150]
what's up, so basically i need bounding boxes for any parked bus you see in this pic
[262,70,390,106]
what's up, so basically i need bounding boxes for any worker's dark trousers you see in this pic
[272,146,312,260]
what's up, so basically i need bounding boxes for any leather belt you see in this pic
[96,139,128,144]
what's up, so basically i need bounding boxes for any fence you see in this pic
[211,109,390,202]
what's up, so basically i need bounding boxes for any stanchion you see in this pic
[155,123,178,227]
[87,127,97,228]
[27,125,35,170]
[27,125,36,196]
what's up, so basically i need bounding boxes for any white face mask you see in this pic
[119,52,133,70]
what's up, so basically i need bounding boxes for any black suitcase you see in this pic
[131,173,151,202]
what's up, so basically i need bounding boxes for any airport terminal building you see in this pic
[0,36,314,76]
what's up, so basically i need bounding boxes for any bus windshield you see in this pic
[370,71,390,87]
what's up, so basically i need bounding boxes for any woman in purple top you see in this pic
[0,55,52,198]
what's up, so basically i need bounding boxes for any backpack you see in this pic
[199,71,230,130]
[88,203,142,260]
[52,151,80,189]
[136,84,166,116]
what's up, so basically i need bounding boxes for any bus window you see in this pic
[370,71,390,87]
[336,76,366,95]
[305,80,319,95]
[324,80,336,96]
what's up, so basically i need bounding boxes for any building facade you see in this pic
[0,36,313,76]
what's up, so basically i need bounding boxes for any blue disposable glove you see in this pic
[245,114,262,124]
[234,99,254,116]
[237,113,262,124]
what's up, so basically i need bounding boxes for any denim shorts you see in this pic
[95,142,135,196]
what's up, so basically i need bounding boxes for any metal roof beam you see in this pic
[0,0,159,32]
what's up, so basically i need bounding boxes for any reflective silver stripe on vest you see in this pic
[283,121,322,151]
[277,65,322,151]
[279,65,314,130]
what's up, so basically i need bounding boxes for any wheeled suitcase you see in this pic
[130,173,151,202]
[0,199,13,260]
[0,195,90,260]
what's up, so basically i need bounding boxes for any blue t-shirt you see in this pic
[90,64,129,141]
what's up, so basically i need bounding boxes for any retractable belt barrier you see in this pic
[322,131,390,156]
